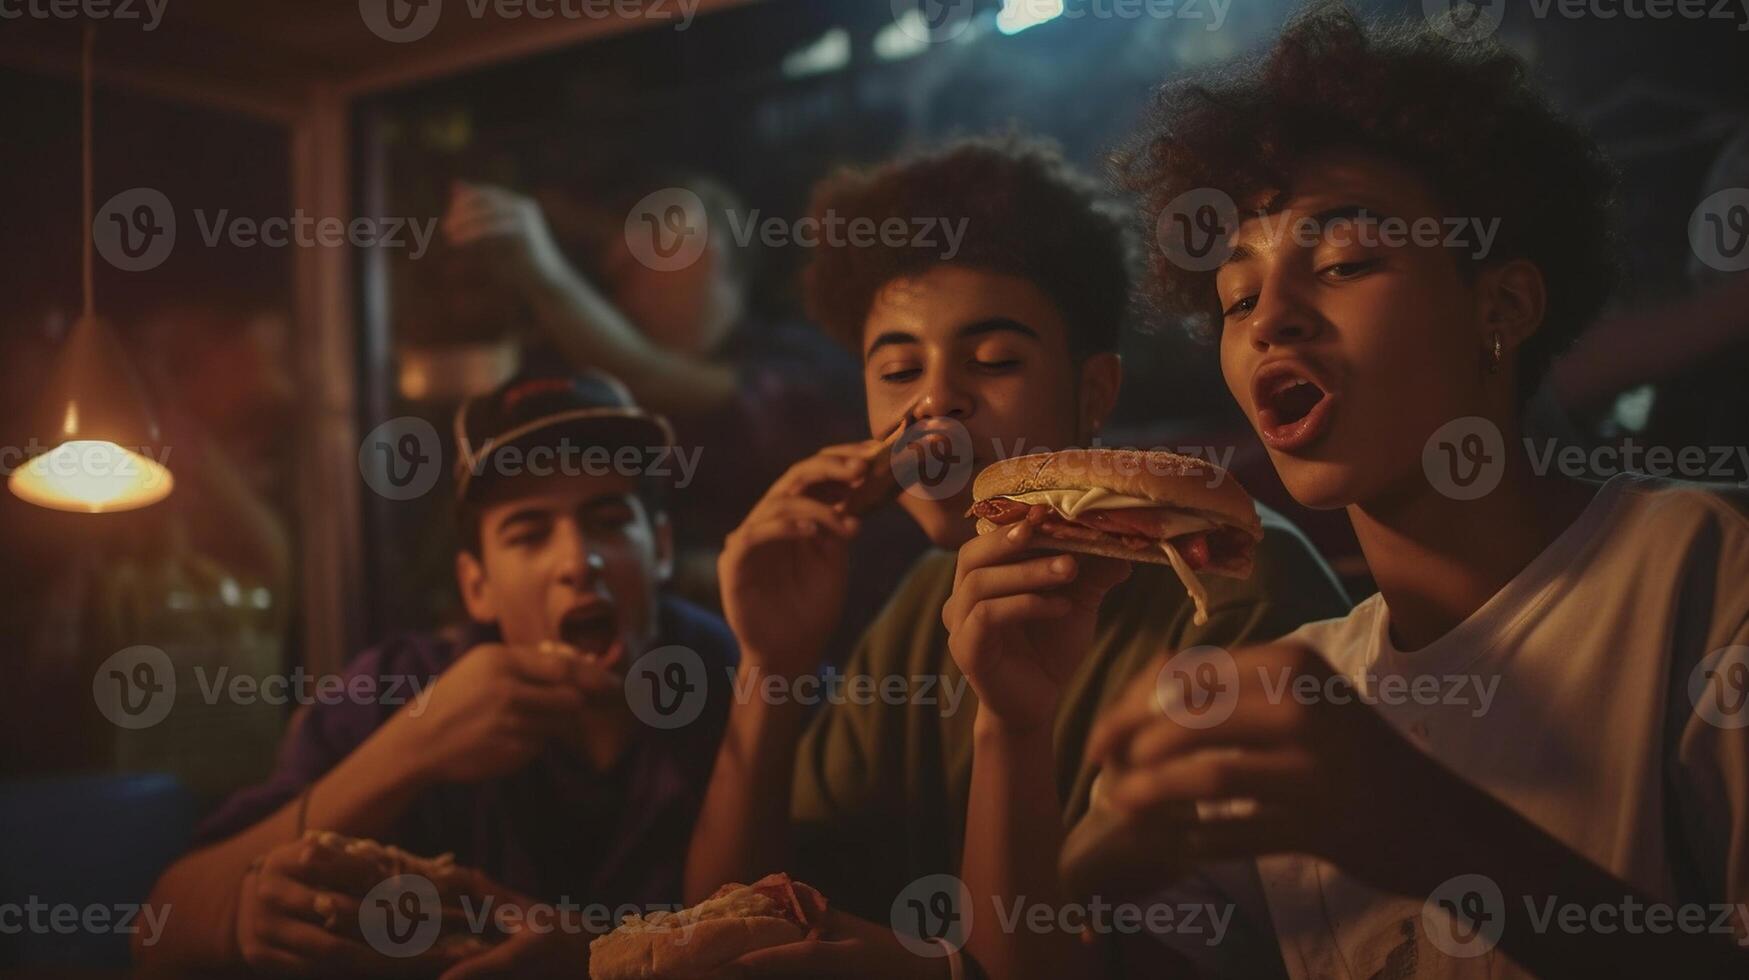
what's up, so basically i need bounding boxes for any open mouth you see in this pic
[558,603,623,671]
[1254,364,1336,453]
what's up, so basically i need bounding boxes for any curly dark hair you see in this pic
[804,135,1133,359]
[1114,1,1619,402]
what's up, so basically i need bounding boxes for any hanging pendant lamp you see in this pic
[10,25,174,514]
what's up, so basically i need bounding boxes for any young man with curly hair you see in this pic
[1088,4,1749,976]
[683,136,1350,979]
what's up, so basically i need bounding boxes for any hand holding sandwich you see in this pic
[235,835,388,977]
[944,514,1132,733]
[722,909,950,980]
[948,449,1263,980]
[235,832,501,977]
[953,447,1265,734]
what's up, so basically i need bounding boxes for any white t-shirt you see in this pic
[1245,474,1749,978]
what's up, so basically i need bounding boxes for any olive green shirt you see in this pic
[790,507,1351,921]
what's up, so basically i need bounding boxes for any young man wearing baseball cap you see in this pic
[136,371,738,978]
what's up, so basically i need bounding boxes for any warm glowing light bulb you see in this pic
[9,439,174,513]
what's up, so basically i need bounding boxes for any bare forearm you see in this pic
[962,714,1097,980]
[525,272,737,417]
[135,720,431,972]
[1551,273,1749,414]
[684,671,808,904]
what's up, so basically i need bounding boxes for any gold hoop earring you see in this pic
[1488,332,1504,374]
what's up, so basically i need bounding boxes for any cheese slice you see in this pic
[1002,488,1216,538]
[996,488,1216,623]
[1003,487,1154,519]
[1159,539,1210,627]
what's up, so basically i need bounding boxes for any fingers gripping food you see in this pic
[969,449,1262,625]
[303,831,498,957]
[589,873,827,980]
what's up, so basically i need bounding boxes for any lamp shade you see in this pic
[8,313,174,513]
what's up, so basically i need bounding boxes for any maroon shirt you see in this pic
[193,596,737,909]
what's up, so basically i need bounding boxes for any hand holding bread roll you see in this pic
[588,873,827,980]
[969,449,1262,625]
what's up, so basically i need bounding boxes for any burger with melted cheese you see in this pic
[969,449,1262,624]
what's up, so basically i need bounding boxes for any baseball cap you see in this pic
[452,369,674,503]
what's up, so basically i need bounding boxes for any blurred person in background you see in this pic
[133,299,299,602]
[442,175,917,650]
[1534,120,1749,481]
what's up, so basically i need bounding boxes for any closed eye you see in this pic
[972,358,1021,373]
[1320,259,1380,280]
[879,367,921,384]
